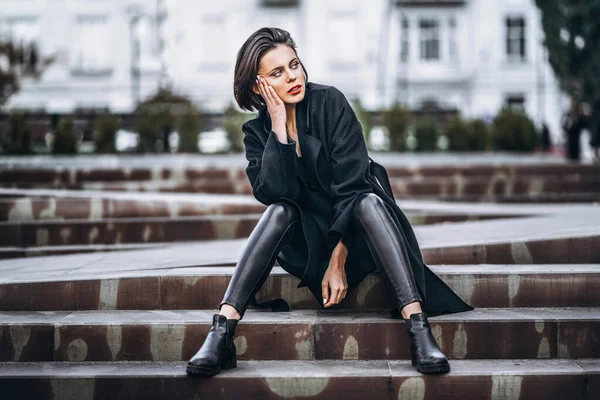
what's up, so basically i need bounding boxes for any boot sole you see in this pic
[185,364,221,377]
[416,362,451,375]
[186,359,237,377]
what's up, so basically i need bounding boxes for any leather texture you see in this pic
[353,193,422,309]
[405,312,450,374]
[220,201,300,317]
[186,314,239,376]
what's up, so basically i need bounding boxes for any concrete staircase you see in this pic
[0,156,598,398]
[0,256,599,398]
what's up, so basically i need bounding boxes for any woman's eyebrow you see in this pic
[266,58,298,74]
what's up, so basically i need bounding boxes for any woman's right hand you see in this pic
[256,76,287,137]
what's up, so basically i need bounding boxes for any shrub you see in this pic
[136,107,172,153]
[176,107,203,153]
[414,118,439,152]
[136,89,201,153]
[444,116,492,152]
[492,107,537,152]
[381,104,411,151]
[94,112,120,153]
[52,117,78,154]
[351,99,373,143]
[444,115,470,151]
[223,104,249,152]
[1,112,32,154]
[468,119,492,151]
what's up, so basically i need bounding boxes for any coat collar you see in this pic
[260,81,313,135]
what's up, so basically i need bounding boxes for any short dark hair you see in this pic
[233,27,308,111]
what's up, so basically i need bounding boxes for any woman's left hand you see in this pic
[322,241,348,308]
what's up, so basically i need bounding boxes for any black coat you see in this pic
[242,82,472,316]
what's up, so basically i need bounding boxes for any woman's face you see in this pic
[254,44,306,105]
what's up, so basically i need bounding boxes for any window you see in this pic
[449,17,458,62]
[505,94,525,111]
[328,13,358,68]
[506,17,526,62]
[419,19,439,61]
[0,17,39,46]
[71,15,111,74]
[400,17,409,63]
[0,17,40,72]
[198,15,227,67]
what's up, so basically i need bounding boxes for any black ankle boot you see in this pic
[186,314,238,376]
[405,312,450,374]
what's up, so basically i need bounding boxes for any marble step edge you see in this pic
[1,308,598,362]
[1,266,599,311]
[0,360,597,400]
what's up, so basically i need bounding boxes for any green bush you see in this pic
[2,112,32,154]
[136,89,204,153]
[444,116,492,152]
[52,117,78,154]
[492,107,537,152]
[94,112,120,153]
[223,104,250,153]
[176,107,203,153]
[351,99,372,143]
[444,115,470,151]
[414,118,439,152]
[136,107,173,153]
[468,119,492,151]
[382,104,411,151]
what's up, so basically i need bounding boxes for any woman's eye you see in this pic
[273,71,281,77]
[292,62,299,68]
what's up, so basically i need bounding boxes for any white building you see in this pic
[1,0,565,142]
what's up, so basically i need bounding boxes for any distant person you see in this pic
[562,102,586,162]
[186,27,472,378]
[539,122,552,153]
[590,100,600,162]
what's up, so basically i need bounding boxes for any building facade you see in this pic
[1,0,564,142]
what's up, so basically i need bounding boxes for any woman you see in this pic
[186,27,472,377]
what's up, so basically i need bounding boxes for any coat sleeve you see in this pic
[243,121,300,205]
[325,86,372,250]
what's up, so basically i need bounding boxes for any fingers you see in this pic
[322,281,330,307]
[256,76,273,105]
[256,76,282,106]
[324,287,339,308]
[324,286,348,308]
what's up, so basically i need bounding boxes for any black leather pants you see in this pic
[220,193,422,318]
[353,193,422,310]
[220,201,300,318]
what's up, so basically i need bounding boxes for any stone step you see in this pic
[440,193,600,203]
[4,176,600,201]
[1,308,598,362]
[1,163,599,183]
[0,359,597,399]
[0,218,599,264]
[0,196,525,222]
[0,243,164,259]
[0,215,262,246]
[0,196,267,221]
[1,265,598,311]
[0,212,526,247]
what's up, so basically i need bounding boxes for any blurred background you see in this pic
[0,0,599,161]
